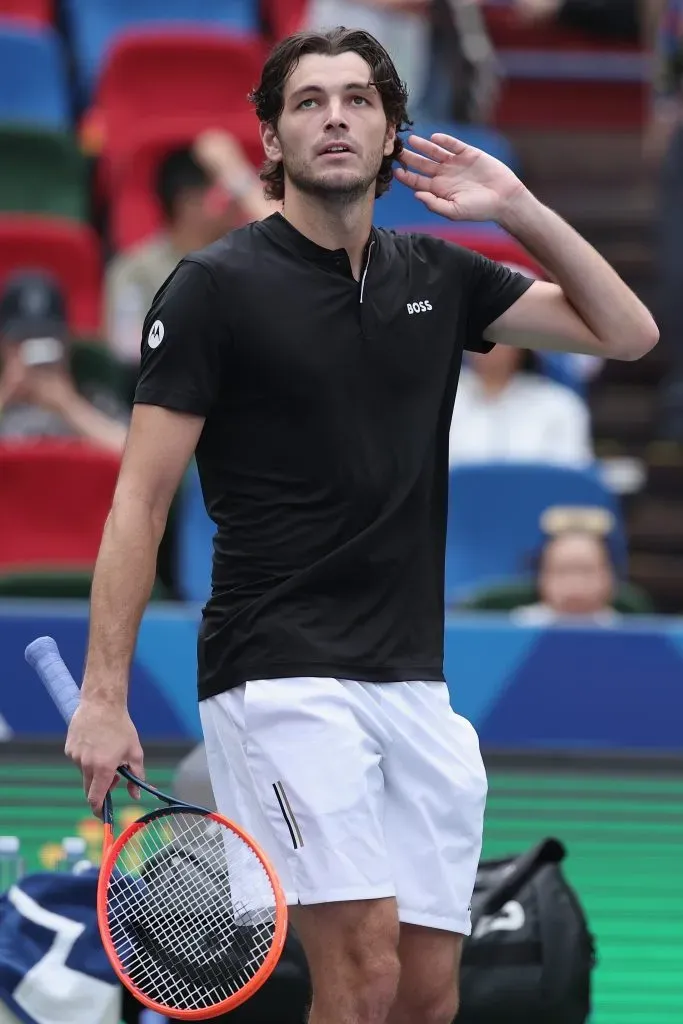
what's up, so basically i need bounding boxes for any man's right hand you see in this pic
[64,700,145,817]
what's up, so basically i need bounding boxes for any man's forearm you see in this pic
[499,191,659,359]
[61,393,128,453]
[82,497,165,706]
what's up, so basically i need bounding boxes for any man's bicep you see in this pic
[114,404,204,520]
[483,280,607,356]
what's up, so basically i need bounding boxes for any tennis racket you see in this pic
[24,635,288,1020]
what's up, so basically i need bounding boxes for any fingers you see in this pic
[430,133,470,156]
[87,766,118,819]
[407,134,457,163]
[126,749,145,801]
[393,166,433,193]
[399,147,438,177]
[415,191,455,218]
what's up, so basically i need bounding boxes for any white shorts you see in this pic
[200,677,488,935]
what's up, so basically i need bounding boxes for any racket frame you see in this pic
[98,792,288,1019]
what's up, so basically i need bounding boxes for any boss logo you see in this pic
[407,300,432,314]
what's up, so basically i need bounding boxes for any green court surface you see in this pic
[1,752,681,1024]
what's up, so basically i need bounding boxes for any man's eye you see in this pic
[298,98,317,109]
[351,96,368,106]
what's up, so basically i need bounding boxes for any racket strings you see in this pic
[105,812,277,1012]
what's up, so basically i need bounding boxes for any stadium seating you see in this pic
[0,216,102,334]
[445,463,625,603]
[262,0,311,40]
[0,127,87,220]
[63,0,261,101]
[484,5,646,130]
[0,441,120,571]
[0,24,70,129]
[176,462,215,604]
[84,30,266,185]
[457,577,654,614]
[0,0,53,25]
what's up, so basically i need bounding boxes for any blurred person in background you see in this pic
[0,272,127,454]
[512,0,640,40]
[105,135,272,363]
[306,0,499,122]
[646,0,683,439]
[449,341,594,466]
[512,507,619,625]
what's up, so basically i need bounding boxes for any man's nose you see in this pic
[324,100,349,131]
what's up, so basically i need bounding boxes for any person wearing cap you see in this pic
[105,137,272,364]
[0,272,128,453]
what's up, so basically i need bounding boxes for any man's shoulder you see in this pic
[184,220,273,280]
[376,226,473,268]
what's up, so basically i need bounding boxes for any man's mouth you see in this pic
[319,143,353,155]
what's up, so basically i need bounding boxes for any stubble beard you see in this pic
[282,146,386,206]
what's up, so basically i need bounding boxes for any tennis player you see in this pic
[65,26,657,1024]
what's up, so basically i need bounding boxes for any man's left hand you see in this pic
[394,133,527,224]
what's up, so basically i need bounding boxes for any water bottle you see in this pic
[60,836,88,873]
[0,836,23,891]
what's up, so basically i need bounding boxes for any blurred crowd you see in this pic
[0,0,677,619]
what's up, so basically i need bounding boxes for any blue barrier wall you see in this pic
[2,601,682,751]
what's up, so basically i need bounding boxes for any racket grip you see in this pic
[25,636,81,725]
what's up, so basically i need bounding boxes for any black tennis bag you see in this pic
[459,838,596,1024]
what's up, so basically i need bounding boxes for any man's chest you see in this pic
[223,260,462,402]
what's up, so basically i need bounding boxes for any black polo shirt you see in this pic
[135,212,532,699]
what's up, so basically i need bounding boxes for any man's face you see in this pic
[261,51,396,202]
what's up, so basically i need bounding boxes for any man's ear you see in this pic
[384,122,397,158]
[260,121,282,163]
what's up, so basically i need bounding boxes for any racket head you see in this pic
[97,805,288,1019]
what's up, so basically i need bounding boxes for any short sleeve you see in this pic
[134,259,226,416]
[465,250,535,354]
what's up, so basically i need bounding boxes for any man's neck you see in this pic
[282,189,375,280]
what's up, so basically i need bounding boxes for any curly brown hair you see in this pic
[249,26,412,202]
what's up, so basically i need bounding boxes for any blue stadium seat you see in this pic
[0,24,69,129]
[63,0,260,99]
[176,463,215,604]
[374,121,518,231]
[445,463,625,604]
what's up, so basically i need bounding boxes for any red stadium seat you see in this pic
[108,117,264,251]
[262,0,310,40]
[84,30,266,177]
[0,440,120,571]
[0,215,102,335]
[0,0,53,25]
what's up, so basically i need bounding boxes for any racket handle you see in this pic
[25,636,81,724]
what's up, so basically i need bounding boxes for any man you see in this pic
[0,272,127,454]
[105,138,270,363]
[65,26,657,1024]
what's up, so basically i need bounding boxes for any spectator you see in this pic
[449,342,594,466]
[0,272,127,454]
[105,135,272,363]
[513,0,640,41]
[512,507,620,625]
[647,0,683,439]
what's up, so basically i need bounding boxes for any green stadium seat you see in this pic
[457,578,654,615]
[0,567,169,600]
[0,126,87,220]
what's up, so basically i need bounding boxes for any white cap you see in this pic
[0,836,20,854]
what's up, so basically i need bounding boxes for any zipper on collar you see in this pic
[359,239,375,304]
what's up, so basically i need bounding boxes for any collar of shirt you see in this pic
[256,211,379,276]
